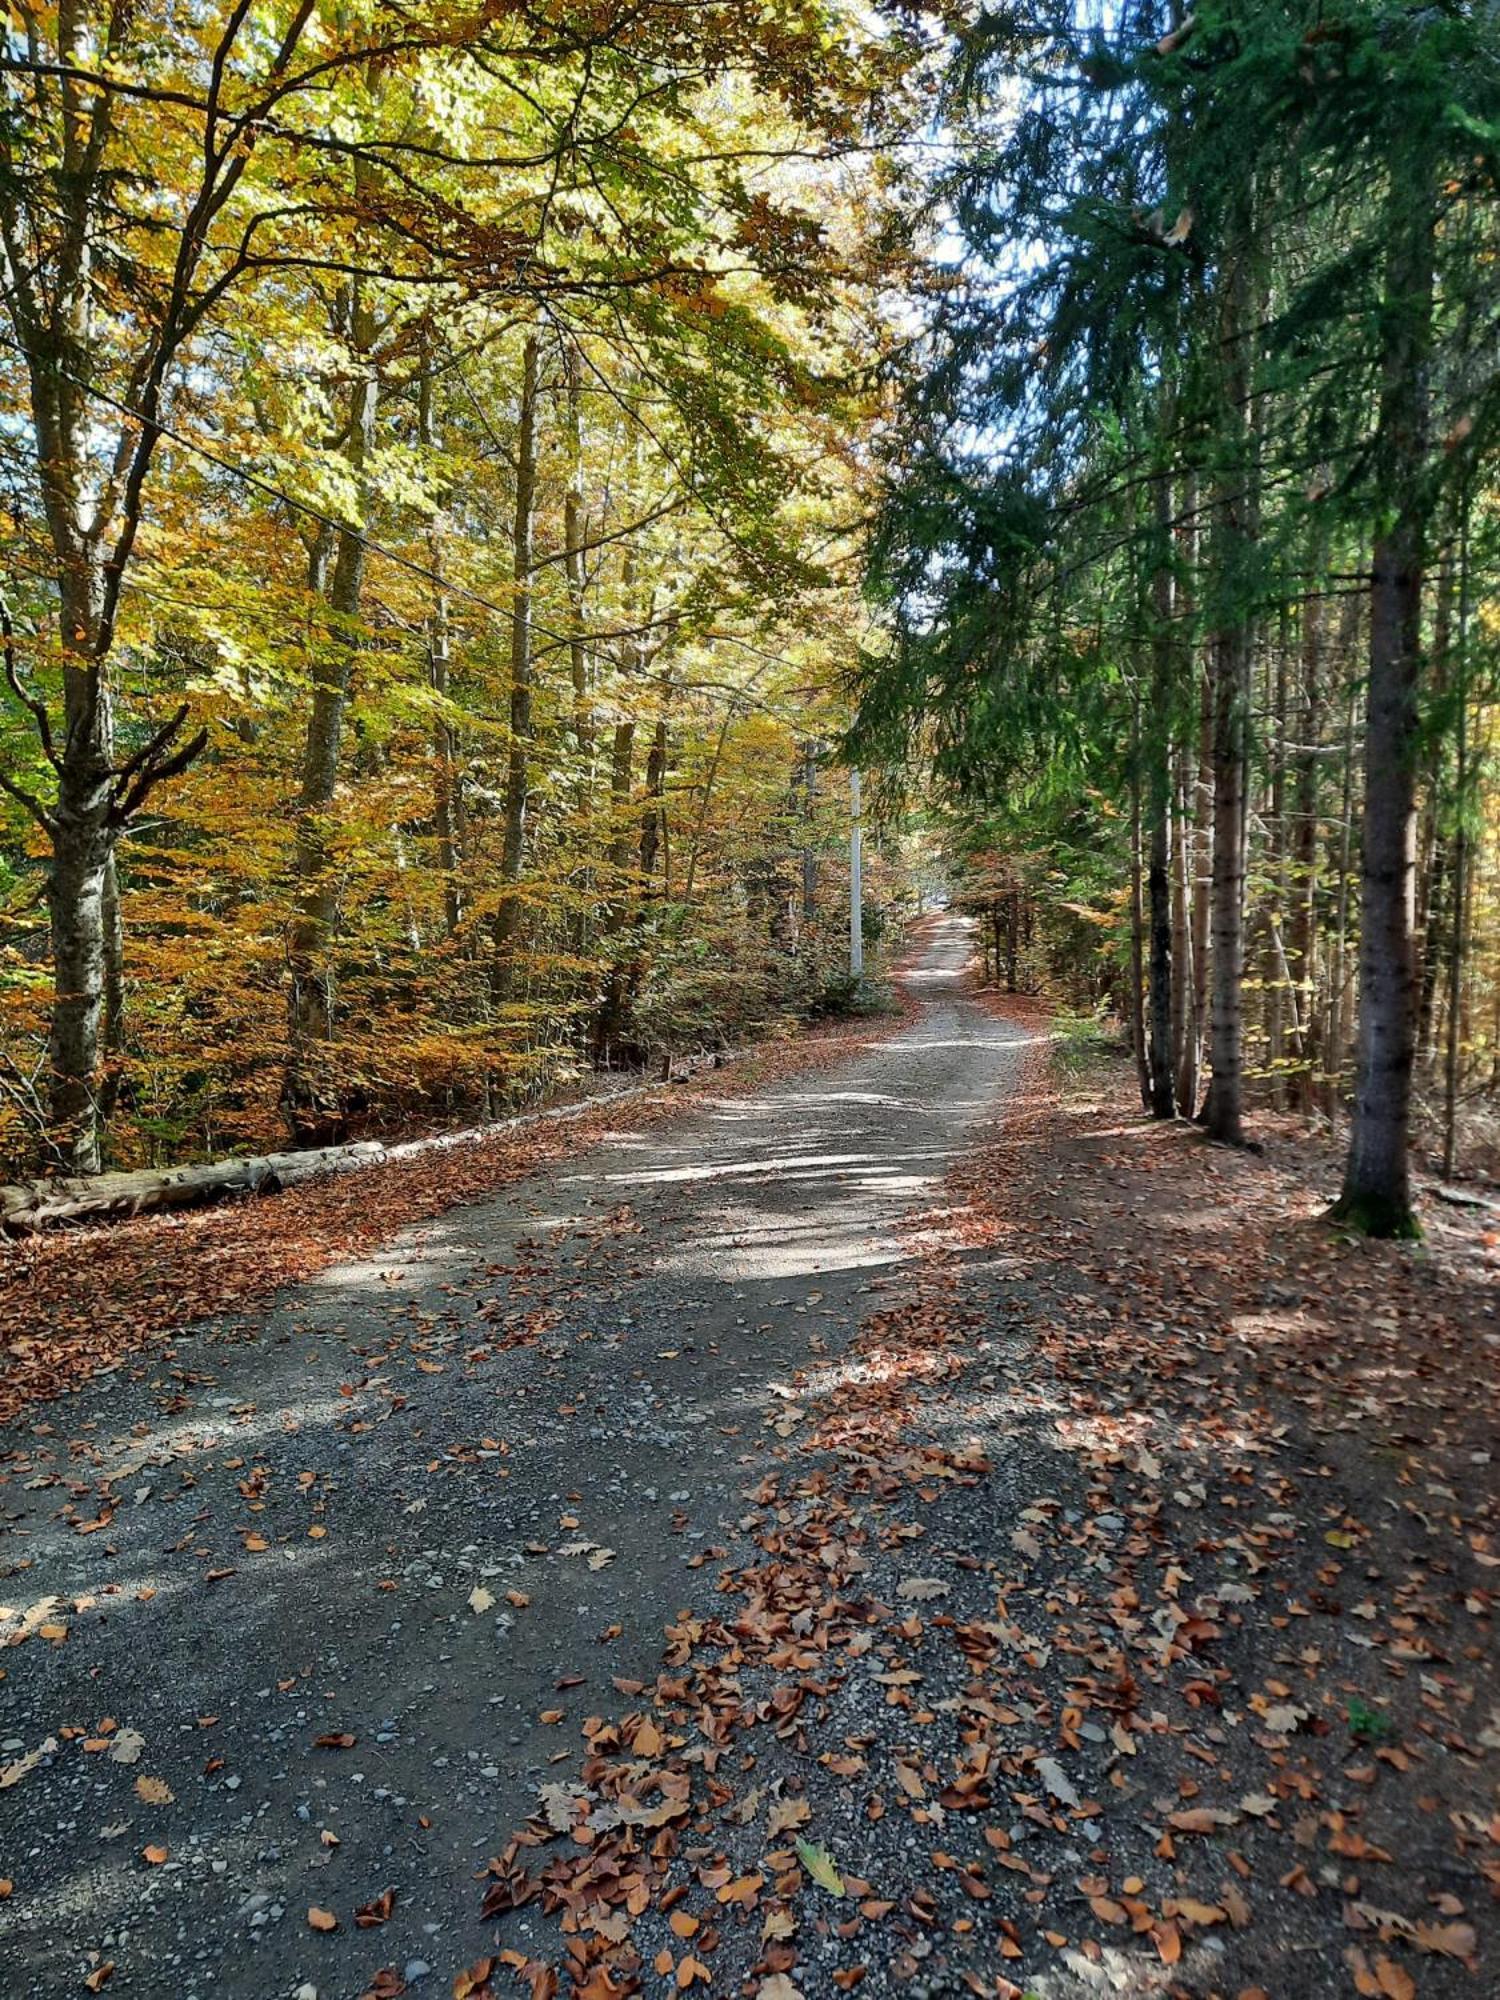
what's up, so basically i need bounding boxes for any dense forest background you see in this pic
[857,0,1500,1237]
[0,2,921,1182]
[2,1,1498,1244]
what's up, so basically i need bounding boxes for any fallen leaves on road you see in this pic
[0,1008,912,1430]
[460,1006,1497,1999]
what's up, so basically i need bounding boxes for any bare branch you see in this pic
[0,596,60,769]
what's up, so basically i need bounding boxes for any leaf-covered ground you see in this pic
[2,933,1495,2000]
[453,1027,1498,2000]
[0,999,914,1433]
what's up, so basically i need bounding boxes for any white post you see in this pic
[850,766,864,980]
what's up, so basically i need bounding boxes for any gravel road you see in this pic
[1,916,1030,1999]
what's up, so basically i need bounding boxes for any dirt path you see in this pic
[1,917,1032,1999]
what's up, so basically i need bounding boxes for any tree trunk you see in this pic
[1415,548,1455,1071]
[1170,751,1194,1102]
[1128,701,1151,1111]
[1265,608,1292,1104]
[1335,166,1435,1238]
[45,802,112,1173]
[1289,577,1324,1109]
[1200,214,1255,1147]
[491,333,542,1007]
[593,721,637,1062]
[800,740,819,939]
[43,554,114,1173]
[419,360,463,937]
[97,849,126,1121]
[1202,618,1249,1144]
[1442,491,1473,1181]
[564,344,596,958]
[640,718,667,884]
[1147,467,1176,1118]
[284,292,378,1141]
[1176,483,1211,1118]
[1324,674,1359,1125]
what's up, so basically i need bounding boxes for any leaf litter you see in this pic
[457,1013,1496,2000]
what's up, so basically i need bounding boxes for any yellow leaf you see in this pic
[794,1838,844,1896]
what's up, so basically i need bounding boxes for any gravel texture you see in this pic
[1,917,1030,1999]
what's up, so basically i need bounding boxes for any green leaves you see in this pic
[794,1838,845,1896]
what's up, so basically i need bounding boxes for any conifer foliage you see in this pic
[861,0,1500,1235]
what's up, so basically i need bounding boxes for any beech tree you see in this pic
[1,0,917,1176]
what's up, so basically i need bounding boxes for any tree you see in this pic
[1,0,918,1176]
[860,1,1500,1231]
[1,0,915,1171]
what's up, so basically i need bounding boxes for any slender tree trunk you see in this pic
[1147,468,1176,1118]
[428,580,462,937]
[491,334,542,1007]
[1442,492,1472,1180]
[284,291,378,1139]
[800,740,819,937]
[1325,673,1359,1125]
[564,345,596,959]
[418,362,463,937]
[1265,610,1292,1104]
[593,721,636,1061]
[564,348,593,767]
[1289,576,1324,1108]
[1417,826,1448,1072]
[1170,752,1194,1099]
[1201,214,1255,1147]
[1176,487,1211,1118]
[1336,165,1435,1238]
[1203,619,1250,1144]
[1416,549,1455,1070]
[1128,699,1151,1111]
[96,849,126,1122]
[640,718,667,883]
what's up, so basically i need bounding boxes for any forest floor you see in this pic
[2,918,1496,2000]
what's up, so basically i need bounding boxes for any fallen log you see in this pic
[0,1047,741,1237]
